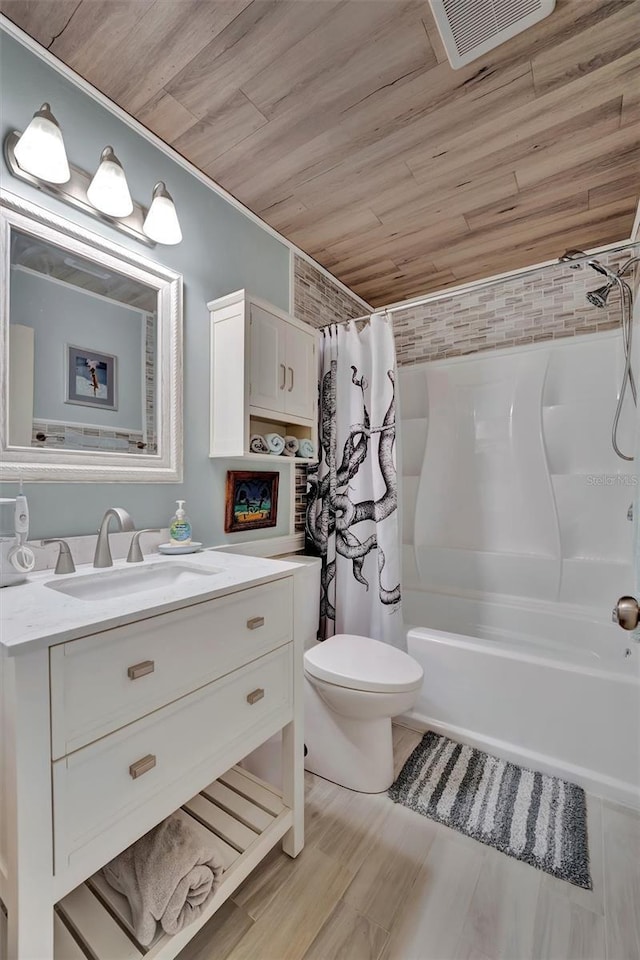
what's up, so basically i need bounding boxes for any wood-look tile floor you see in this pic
[179,726,640,960]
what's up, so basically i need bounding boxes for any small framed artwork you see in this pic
[65,344,117,410]
[225,470,279,533]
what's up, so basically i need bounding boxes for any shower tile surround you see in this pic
[294,254,365,329]
[292,255,368,527]
[393,249,634,366]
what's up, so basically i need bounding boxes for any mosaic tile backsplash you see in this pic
[294,463,307,533]
[294,254,366,328]
[393,248,636,367]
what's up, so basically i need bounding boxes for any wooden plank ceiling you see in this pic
[2,0,639,306]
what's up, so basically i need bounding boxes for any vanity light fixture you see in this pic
[4,104,183,247]
[13,103,70,184]
[86,146,134,218]
[142,181,182,245]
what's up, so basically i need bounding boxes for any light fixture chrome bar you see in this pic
[4,130,155,247]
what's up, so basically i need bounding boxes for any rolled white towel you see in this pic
[102,810,224,944]
[249,434,269,454]
[298,438,315,459]
[284,435,299,457]
[264,433,285,455]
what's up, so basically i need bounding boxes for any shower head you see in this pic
[586,283,614,309]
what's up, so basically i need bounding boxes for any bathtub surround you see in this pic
[396,248,640,807]
[393,247,635,366]
[401,330,637,610]
[306,315,402,647]
[398,324,640,806]
[390,731,591,890]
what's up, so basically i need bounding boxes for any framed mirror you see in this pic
[0,191,183,482]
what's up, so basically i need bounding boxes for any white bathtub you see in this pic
[402,589,640,809]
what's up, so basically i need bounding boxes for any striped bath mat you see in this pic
[389,731,591,889]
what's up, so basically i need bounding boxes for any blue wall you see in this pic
[0,30,293,543]
[11,269,145,430]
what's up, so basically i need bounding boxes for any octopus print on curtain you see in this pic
[306,314,403,648]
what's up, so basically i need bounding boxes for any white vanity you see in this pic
[0,550,305,959]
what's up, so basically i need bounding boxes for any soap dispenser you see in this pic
[169,500,192,545]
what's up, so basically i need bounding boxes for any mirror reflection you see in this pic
[9,228,158,454]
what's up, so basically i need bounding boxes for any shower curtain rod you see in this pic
[345,237,640,325]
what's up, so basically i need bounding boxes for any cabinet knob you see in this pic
[246,688,264,705]
[247,616,265,630]
[280,363,287,390]
[127,660,155,680]
[288,366,294,392]
[129,754,156,779]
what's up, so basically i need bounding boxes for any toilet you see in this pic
[304,634,423,793]
[242,553,423,794]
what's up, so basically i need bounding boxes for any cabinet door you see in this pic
[285,324,316,421]
[249,304,286,413]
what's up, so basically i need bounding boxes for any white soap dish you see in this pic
[157,541,203,555]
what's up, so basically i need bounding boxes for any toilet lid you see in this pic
[304,634,423,693]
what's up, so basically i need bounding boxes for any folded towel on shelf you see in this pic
[264,433,285,455]
[249,434,269,454]
[298,438,315,459]
[284,435,300,457]
[102,809,225,945]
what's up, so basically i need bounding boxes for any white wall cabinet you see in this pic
[210,290,318,461]
[249,303,316,422]
[283,321,317,421]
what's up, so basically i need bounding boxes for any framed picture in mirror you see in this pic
[66,344,117,410]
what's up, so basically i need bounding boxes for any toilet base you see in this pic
[303,678,395,793]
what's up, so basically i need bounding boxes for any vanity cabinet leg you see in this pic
[2,649,55,959]
[7,906,53,960]
[281,719,304,858]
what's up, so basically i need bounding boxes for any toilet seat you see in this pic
[304,634,423,694]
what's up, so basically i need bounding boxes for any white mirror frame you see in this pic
[0,190,183,482]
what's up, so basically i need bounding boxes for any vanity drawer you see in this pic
[52,644,292,877]
[50,576,293,759]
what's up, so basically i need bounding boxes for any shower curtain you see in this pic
[306,313,403,648]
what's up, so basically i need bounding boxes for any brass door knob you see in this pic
[612,596,640,630]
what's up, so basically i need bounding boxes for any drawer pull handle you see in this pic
[247,616,265,630]
[246,688,264,705]
[129,754,156,779]
[127,660,155,680]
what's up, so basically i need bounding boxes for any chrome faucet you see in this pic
[94,507,135,568]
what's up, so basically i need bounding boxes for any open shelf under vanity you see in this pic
[54,765,291,960]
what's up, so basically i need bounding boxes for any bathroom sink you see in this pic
[44,561,222,602]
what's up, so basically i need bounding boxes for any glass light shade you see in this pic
[86,146,133,218]
[143,182,182,245]
[13,103,70,184]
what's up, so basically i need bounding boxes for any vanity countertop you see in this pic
[0,550,302,656]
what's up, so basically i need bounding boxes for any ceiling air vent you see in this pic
[428,0,556,69]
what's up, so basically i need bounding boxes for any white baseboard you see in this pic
[395,710,640,812]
